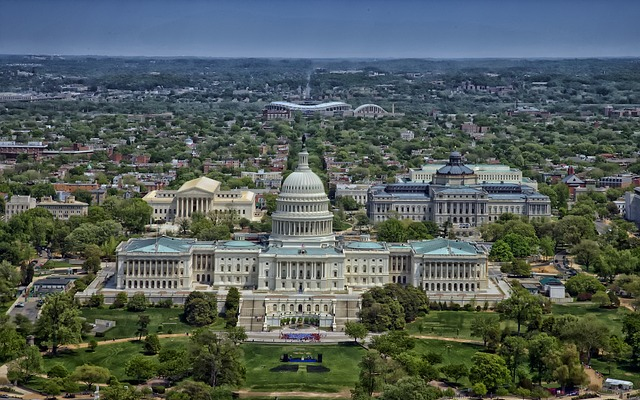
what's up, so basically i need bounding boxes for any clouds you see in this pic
[1,0,638,57]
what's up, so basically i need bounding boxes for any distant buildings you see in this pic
[4,194,88,221]
[143,176,262,223]
[335,184,370,206]
[4,195,36,221]
[262,101,401,120]
[240,169,282,189]
[369,152,551,235]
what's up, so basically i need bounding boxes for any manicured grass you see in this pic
[241,343,365,393]
[42,337,189,382]
[43,259,76,269]
[411,338,485,387]
[406,311,518,340]
[551,303,630,336]
[590,357,640,388]
[80,307,218,341]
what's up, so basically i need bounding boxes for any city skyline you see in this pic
[1,0,640,58]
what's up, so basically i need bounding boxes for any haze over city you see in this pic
[2,0,640,58]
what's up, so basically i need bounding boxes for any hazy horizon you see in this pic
[2,0,639,58]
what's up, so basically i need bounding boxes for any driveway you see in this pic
[7,297,40,322]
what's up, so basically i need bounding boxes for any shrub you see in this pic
[47,364,69,379]
[152,385,165,394]
[576,292,592,301]
[88,339,98,352]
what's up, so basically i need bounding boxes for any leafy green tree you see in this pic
[498,336,528,383]
[144,333,161,355]
[379,376,442,400]
[571,240,601,271]
[6,345,43,383]
[157,348,190,383]
[71,364,111,389]
[127,292,148,312]
[42,379,62,398]
[472,383,487,398]
[225,326,248,345]
[528,333,560,385]
[88,339,98,352]
[622,312,640,360]
[553,215,597,247]
[357,350,385,396]
[489,240,513,262]
[345,321,369,343]
[116,198,153,234]
[111,291,128,309]
[47,364,69,379]
[376,219,407,242]
[369,331,415,359]
[439,363,469,383]
[184,291,218,326]
[125,354,158,382]
[35,292,82,355]
[470,314,501,350]
[223,287,240,328]
[564,274,605,297]
[188,328,245,387]
[539,236,556,259]
[101,383,143,400]
[501,259,532,277]
[591,291,611,308]
[0,261,21,303]
[552,344,587,392]
[496,286,543,334]
[0,318,25,362]
[136,314,150,341]
[469,353,510,392]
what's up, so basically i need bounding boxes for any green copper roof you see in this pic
[345,241,386,250]
[410,238,481,256]
[124,236,196,253]
[220,240,262,249]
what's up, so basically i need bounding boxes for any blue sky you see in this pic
[1,0,639,58]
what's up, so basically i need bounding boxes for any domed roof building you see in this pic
[269,146,335,248]
[433,151,478,185]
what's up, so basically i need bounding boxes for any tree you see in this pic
[539,236,556,259]
[7,345,43,383]
[157,348,190,383]
[379,376,442,400]
[111,291,128,309]
[489,240,513,262]
[188,328,245,387]
[184,291,217,326]
[83,256,101,274]
[565,274,605,297]
[472,383,487,398]
[42,379,62,398]
[370,331,415,359]
[101,383,143,400]
[35,292,82,355]
[571,240,601,271]
[552,345,587,392]
[470,314,501,350]
[376,219,407,242]
[499,336,528,384]
[115,198,152,234]
[127,292,148,312]
[501,259,532,277]
[70,364,111,389]
[0,260,21,303]
[622,312,640,360]
[136,314,150,341]
[225,326,248,345]
[469,353,510,392]
[553,215,597,247]
[591,291,611,308]
[439,363,469,383]
[88,339,98,352]
[496,286,543,334]
[144,333,161,355]
[125,354,158,382]
[528,333,560,385]
[357,350,385,396]
[0,318,25,362]
[47,364,69,379]
[224,287,240,328]
[345,321,368,344]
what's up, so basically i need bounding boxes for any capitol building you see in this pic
[106,146,502,331]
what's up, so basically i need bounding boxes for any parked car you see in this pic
[15,302,25,308]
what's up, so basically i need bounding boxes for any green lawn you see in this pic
[80,307,219,341]
[42,337,189,382]
[43,259,76,269]
[411,338,485,387]
[551,303,630,336]
[242,343,365,393]
[406,311,517,340]
[590,358,640,388]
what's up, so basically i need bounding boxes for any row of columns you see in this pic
[177,197,211,218]
[273,219,332,236]
[422,262,484,280]
[123,259,183,277]
[277,261,325,280]
[438,201,485,215]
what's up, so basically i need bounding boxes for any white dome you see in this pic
[280,149,325,196]
[270,146,335,248]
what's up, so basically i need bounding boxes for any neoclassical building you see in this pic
[368,152,551,235]
[111,147,500,331]
[143,176,262,223]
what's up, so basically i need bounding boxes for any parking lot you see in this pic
[8,296,41,322]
